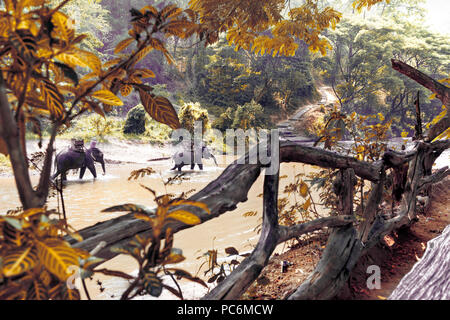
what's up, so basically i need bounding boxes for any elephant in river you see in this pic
[52,140,105,181]
[171,143,217,171]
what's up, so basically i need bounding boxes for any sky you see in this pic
[424,0,450,35]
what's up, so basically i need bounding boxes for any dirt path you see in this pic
[276,86,336,141]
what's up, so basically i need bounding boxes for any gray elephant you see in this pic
[52,140,105,181]
[171,143,217,171]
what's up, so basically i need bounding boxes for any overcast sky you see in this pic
[424,0,450,35]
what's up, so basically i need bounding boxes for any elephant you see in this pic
[171,143,217,171]
[52,140,105,181]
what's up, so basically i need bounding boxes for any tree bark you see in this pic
[389,224,450,300]
[287,224,362,300]
[0,72,38,209]
[391,59,450,107]
[203,166,280,300]
[0,72,58,209]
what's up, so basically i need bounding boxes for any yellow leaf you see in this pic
[51,11,74,42]
[20,207,46,219]
[163,252,185,265]
[302,198,311,211]
[114,38,134,54]
[103,58,122,69]
[167,210,201,225]
[55,52,88,69]
[138,88,180,129]
[91,90,123,106]
[40,80,65,119]
[401,131,408,138]
[2,247,37,277]
[76,50,102,73]
[120,84,133,97]
[133,69,156,79]
[299,181,308,198]
[131,45,153,67]
[169,199,210,214]
[36,239,81,281]
[134,213,154,223]
[356,145,365,153]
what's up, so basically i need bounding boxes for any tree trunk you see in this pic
[389,224,450,300]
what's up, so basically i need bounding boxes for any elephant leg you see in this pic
[79,166,87,179]
[198,163,203,170]
[87,164,97,179]
[61,172,67,182]
[177,165,182,172]
[190,163,195,170]
[51,170,60,180]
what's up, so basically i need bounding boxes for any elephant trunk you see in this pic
[100,158,106,175]
[211,154,218,166]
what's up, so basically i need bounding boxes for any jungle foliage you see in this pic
[0,0,448,301]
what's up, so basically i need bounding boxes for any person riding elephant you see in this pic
[171,141,217,171]
[52,139,105,181]
[80,141,105,179]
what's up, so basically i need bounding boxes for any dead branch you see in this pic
[391,59,450,142]
[203,167,280,300]
[391,59,450,107]
[69,140,381,258]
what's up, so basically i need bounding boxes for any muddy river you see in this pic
[1,139,447,299]
[0,140,327,299]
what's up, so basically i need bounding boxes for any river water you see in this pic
[0,139,326,299]
[0,138,448,299]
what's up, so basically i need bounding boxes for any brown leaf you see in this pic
[225,247,239,256]
[137,87,180,129]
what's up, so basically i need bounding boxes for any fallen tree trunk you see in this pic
[203,167,281,300]
[67,60,449,299]
[389,224,450,300]
[286,140,448,300]
[68,138,447,300]
[68,140,383,258]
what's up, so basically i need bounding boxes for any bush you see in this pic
[212,107,234,131]
[57,113,120,142]
[178,102,210,135]
[231,100,264,130]
[123,105,147,134]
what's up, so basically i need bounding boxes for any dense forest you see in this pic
[40,0,450,136]
[0,0,449,302]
